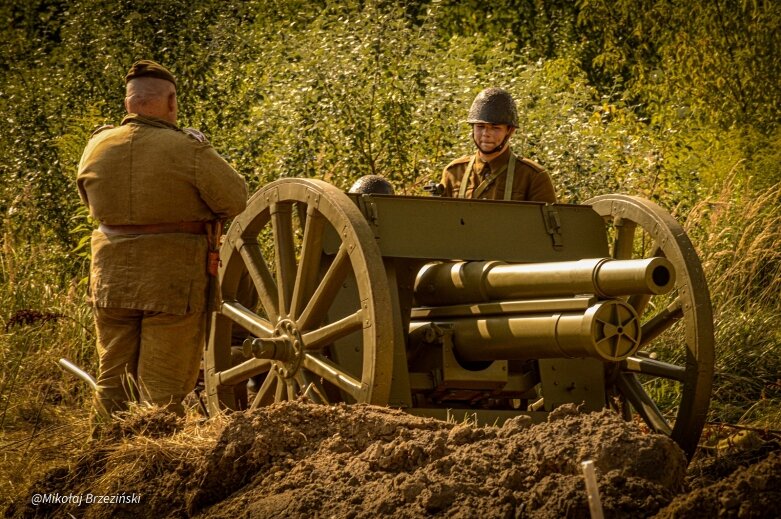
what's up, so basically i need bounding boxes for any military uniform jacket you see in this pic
[77,114,248,315]
[440,147,556,203]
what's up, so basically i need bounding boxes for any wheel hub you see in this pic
[242,319,304,378]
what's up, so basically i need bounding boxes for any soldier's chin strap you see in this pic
[473,132,512,155]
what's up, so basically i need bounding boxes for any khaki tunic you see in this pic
[77,114,248,315]
[440,147,556,203]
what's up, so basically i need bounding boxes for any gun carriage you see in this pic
[203,178,713,458]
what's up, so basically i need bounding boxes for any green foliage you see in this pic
[576,0,781,134]
[2,0,778,230]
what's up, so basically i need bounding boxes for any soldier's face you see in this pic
[473,123,514,153]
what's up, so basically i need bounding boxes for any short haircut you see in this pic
[125,77,175,109]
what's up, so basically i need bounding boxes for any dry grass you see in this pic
[0,403,224,512]
[682,177,781,429]
[684,176,781,311]
[0,411,91,510]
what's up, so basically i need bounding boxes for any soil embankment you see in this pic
[8,401,780,518]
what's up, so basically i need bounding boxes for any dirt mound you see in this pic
[193,403,685,518]
[9,402,780,519]
[11,401,700,518]
[660,451,781,518]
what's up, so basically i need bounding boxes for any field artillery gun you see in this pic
[203,178,714,458]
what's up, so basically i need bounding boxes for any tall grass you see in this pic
[683,177,781,429]
[0,230,94,427]
[0,231,95,507]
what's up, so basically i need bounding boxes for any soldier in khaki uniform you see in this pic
[440,88,556,203]
[77,60,248,419]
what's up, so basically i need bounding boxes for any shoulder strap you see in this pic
[473,163,508,199]
[503,153,516,200]
[90,124,114,138]
[519,157,545,173]
[457,155,477,199]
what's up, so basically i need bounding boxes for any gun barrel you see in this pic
[414,257,674,306]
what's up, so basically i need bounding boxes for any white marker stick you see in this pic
[581,460,604,519]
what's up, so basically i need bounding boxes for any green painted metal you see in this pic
[348,194,608,261]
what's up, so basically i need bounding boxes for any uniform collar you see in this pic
[475,146,511,173]
[121,113,180,131]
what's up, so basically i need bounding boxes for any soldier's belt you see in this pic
[98,221,208,235]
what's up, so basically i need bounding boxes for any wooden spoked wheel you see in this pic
[586,194,714,458]
[204,178,398,414]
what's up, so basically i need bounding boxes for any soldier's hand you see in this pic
[183,127,209,144]
[423,181,445,196]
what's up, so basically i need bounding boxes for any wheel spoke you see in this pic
[297,244,351,331]
[295,372,329,404]
[640,297,683,347]
[302,353,363,400]
[271,203,297,317]
[286,379,297,400]
[290,208,327,319]
[219,358,272,387]
[616,372,673,435]
[237,238,279,322]
[607,388,633,420]
[618,393,632,420]
[612,219,637,260]
[220,301,274,338]
[274,373,285,401]
[295,202,307,235]
[622,356,687,382]
[250,367,278,410]
[627,293,652,316]
[302,308,364,351]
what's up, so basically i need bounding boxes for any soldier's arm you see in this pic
[195,145,248,218]
[76,126,115,209]
[439,169,452,197]
[521,159,556,204]
[440,165,460,198]
[528,171,557,204]
[76,176,90,207]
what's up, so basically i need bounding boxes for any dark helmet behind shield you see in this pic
[348,175,395,195]
[466,88,518,128]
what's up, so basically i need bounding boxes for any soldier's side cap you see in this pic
[125,60,177,86]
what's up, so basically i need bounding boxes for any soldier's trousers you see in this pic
[92,307,205,418]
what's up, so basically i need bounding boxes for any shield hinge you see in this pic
[356,196,381,237]
[543,205,563,249]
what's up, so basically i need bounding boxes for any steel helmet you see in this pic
[466,88,518,127]
[348,175,395,195]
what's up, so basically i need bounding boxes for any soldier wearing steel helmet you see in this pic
[77,60,247,421]
[440,88,556,203]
